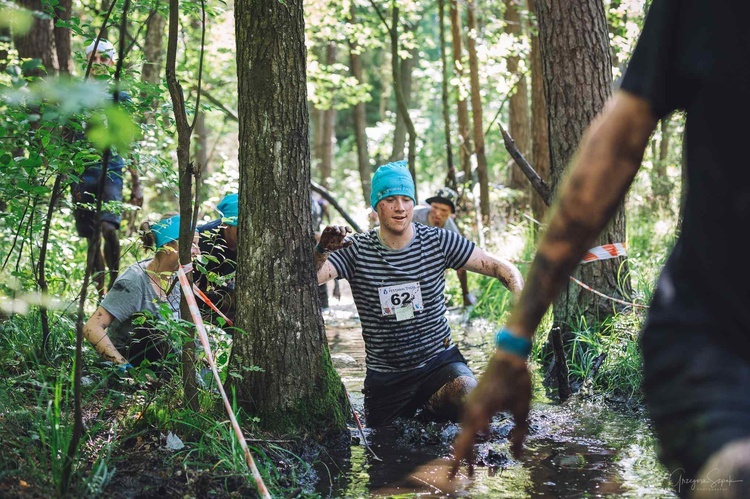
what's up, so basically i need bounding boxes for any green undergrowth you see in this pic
[0,310,320,497]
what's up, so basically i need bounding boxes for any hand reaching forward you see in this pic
[318,225,353,253]
[450,350,532,477]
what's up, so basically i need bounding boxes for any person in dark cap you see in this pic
[413,187,476,308]
[315,161,524,427]
[194,193,238,325]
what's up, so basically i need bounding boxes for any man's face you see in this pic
[428,201,453,228]
[376,195,414,236]
[88,50,114,76]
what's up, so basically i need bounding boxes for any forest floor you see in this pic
[0,279,676,498]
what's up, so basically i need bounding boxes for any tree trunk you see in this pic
[320,43,337,188]
[389,40,417,162]
[13,0,58,77]
[505,0,531,196]
[450,0,473,187]
[650,117,673,211]
[141,10,166,121]
[193,110,209,203]
[166,0,199,410]
[389,6,418,199]
[466,0,489,225]
[439,0,456,190]
[233,0,347,436]
[53,0,73,74]
[348,4,371,207]
[537,0,632,335]
[529,0,550,229]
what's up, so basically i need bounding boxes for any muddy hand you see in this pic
[319,225,352,252]
[450,351,531,479]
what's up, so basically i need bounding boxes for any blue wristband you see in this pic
[495,328,532,358]
[315,243,329,255]
[118,363,134,372]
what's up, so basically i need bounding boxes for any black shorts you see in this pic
[71,165,124,237]
[642,299,750,496]
[363,346,475,427]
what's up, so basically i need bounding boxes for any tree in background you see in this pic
[537,0,632,335]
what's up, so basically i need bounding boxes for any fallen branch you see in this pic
[497,122,552,206]
[311,181,363,233]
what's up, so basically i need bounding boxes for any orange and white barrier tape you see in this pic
[581,243,627,263]
[177,265,271,498]
[192,283,234,327]
[569,276,649,309]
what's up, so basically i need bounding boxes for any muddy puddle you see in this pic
[318,280,676,498]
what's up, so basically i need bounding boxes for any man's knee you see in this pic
[426,375,477,421]
[691,438,750,499]
[101,221,119,241]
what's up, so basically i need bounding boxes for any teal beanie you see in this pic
[152,214,180,248]
[217,193,238,226]
[370,160,416,210]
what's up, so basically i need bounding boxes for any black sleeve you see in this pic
[619,0,691,118]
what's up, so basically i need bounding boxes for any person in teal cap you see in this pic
[315,160,525,427]
[195,193,239,325]
[83,213,200,370]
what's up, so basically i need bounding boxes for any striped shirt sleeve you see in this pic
[327,236,360,281]
[438,228,475,270]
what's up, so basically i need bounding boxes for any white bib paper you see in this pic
[378,282,423,319]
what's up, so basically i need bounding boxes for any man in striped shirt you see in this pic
[315,161,524,427]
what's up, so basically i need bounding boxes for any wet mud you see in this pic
[318,280,676,498]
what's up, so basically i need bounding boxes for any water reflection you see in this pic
[321,284,675,498]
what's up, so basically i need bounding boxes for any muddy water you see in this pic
[319,281,676,498]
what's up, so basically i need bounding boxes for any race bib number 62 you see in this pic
[378,282,423,316]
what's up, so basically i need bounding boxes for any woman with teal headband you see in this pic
[83,213,200,369]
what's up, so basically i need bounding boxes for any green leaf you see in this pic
[86,106,140,153]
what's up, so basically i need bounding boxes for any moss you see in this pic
[256,349,349,438]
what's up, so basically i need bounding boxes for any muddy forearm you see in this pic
[84,323,127,364]
[506,92,656,339]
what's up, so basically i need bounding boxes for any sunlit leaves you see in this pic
[86,105,140,153]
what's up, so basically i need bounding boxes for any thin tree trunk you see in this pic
[166,0,199,410]
[39,175,64,352]
[320,43,337,188]
[141,10,166,121]
[389,5,418,199]
[466,0,489,225]
[389,40,417,162]
[348,4,371,207]
[450,0,472,186]
[650,117,673,210]
[233,0,347,436]
[505,0,531,195]
[537,0,631,335]
[439,0,456,190]
[529,0,550,229]
[193,110,209,203]
[53,0,73,74]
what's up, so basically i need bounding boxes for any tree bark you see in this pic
[529,0,550,230]
[450,0,473,186]
[537,0,632,335]
[466,0,489,225]
[348,4,372,207]
[505,0,531,195]
[233,0,347,436]
[53,0,73,74]
[13,0,59,77]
